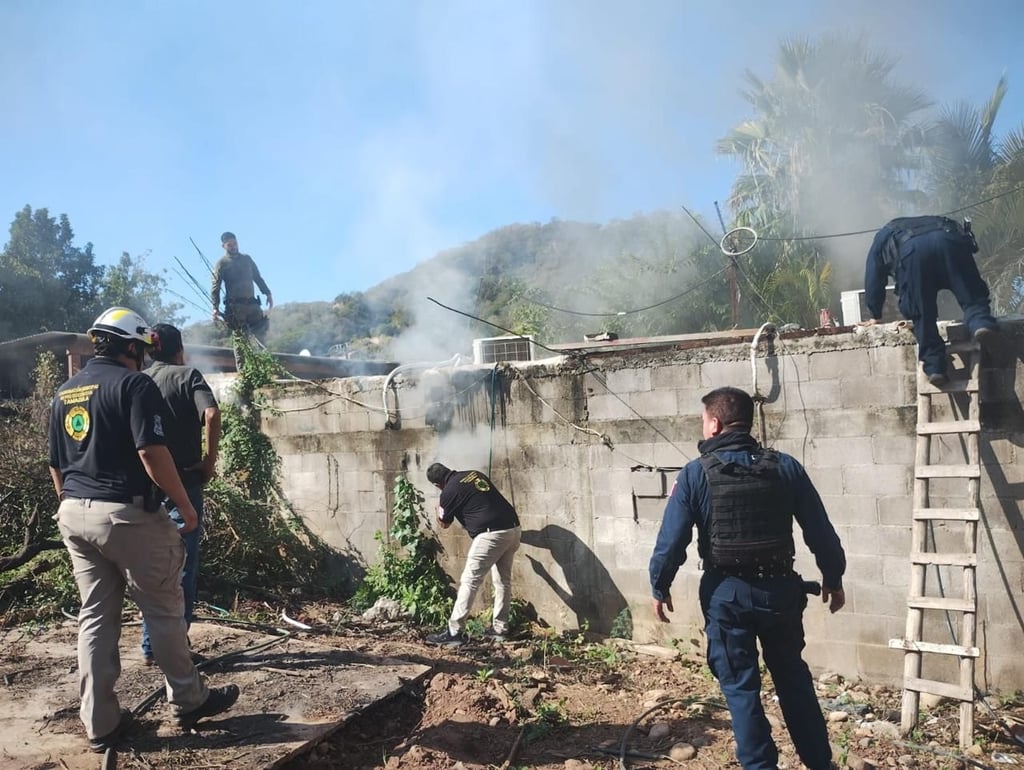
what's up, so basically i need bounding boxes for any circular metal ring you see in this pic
[720,226,758,256]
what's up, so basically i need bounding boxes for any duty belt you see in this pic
[225,297,261,305]
[894,217,959,247]
[710,564,794,580]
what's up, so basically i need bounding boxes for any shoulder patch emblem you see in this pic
[64,406,91,441]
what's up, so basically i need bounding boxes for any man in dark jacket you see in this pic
[862,215,997,386]
[649,387,845,770]
[424,463,522,646]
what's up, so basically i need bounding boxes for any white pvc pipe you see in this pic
[382,354,463,424]
[750,322,776,396]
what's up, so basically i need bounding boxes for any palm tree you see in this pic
[926,75,1024,312]
[716,35,933,326]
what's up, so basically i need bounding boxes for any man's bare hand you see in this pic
[822,586,845,613]
[653,595,674,623]
[177,502,199,534]
[186,456,217,484]
[266,295,274,311]
[857,318,880,327]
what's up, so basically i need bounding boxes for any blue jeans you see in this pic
[141,484,203,659]
[700,572,831,770]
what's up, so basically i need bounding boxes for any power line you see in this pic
[425,296,570,357]
[527,266,730,317]
[750,183,1024,243]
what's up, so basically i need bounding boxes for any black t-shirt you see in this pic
[48,357,168,500]
[145,361,217,474]
[438,469,520,538]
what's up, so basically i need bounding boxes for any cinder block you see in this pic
[839,375,905,408]
[857,643,904,684]
[843,553,884,581]
[872,434,915,465]
[628,389,680,417]
[846,582,906,617]
[842,464,911,497]
[590,468,633,495]
[700,359,755,389]
[634,496,666,522]
[807,436,873,467]
[779,380,841,410]
[808,348,870,381]
[586,393,636,421]
[674,387,709,416]
[603,368,652,393]
[631,469,666,498]
[650,364,702,390]
[591,493,634,520]
[867,345,915,376]
[804,640,859,680]
[881,554,910,588]
[819,495,878,525]
[848,524,911,557]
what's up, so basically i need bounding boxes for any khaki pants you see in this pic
[57,498,208,739]
[449,526,521,635]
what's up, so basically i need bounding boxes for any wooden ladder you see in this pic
[889,339,982,749]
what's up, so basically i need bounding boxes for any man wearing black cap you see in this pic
[211,232,273,343]
[424,463,522,646]
[139,323,221,666]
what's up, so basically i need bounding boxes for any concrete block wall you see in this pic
[259,321,1024,691]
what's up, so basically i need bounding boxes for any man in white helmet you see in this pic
[48,307,240,753]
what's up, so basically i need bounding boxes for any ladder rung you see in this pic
[913,508,980,521]
[918,379,979,394]
[917,420,980,435]
[907,596,976,612]
[912,552,977,567]
[947,341,982,354]
[889,638,980,657]
[916,464,981,479]
[903,676,974,702]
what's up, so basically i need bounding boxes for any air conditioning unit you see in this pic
[472,335,535,365]
[840,286,900,326]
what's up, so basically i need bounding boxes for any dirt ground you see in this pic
[3,602,1024,770]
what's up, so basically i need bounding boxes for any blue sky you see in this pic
[2,0,1022,322]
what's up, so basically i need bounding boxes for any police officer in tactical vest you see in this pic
[49,307,239,752]
[649,387,846,770]
[861,215,997,387]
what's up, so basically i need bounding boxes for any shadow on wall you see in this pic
[520,524,628,636]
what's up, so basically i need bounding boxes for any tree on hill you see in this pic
[0,206,104,340]
[0,206,185,341]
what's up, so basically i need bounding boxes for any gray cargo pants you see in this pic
[57,497,208,739]
[449,526,522,635]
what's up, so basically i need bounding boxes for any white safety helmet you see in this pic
[88,307,156,346]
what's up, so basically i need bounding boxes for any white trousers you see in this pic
[449,526,522,634]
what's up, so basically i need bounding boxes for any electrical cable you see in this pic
[528,266,729,317]
[733,183,1024,244]
[426,296,571,358]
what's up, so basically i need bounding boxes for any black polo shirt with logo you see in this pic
[48,357,168,501]
[438,469,520,538]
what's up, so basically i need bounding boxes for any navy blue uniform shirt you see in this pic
[49,356,168,501]
[649,431,845,601]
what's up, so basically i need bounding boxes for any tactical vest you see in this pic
[698,448,796,575]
